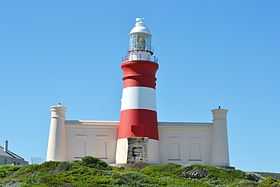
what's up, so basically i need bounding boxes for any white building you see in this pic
[47,18,230,167]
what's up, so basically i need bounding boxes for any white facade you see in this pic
[46,105,230,166]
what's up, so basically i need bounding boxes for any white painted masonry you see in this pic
[211,109,230,166]
[121,87,156,111]
[159,123,212,165]
[65,120,117,163]
[115,138,128,164]
[46,107,230,166]
[146,139,160,163]
[46,104,67,161]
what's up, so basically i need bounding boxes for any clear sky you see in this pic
[0,0,279,172]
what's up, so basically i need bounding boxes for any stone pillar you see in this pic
[46,104,67,161]
[211,108,230,166]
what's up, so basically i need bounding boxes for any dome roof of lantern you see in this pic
[129,18,151,35]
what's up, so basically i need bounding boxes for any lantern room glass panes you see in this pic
[129,33,151,52]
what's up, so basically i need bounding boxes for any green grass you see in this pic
[0,156,279,187]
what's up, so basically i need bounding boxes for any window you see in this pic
[95,142,108,160]
[72,135,87,159]
[129,33,151,51]
[189,143,202,161]
[168,143,181,161]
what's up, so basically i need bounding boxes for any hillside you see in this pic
[0,156,279,187]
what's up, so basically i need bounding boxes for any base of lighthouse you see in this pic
[116,138,159,164]
[46,107,229,167]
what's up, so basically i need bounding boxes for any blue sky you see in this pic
[0,0,279,172]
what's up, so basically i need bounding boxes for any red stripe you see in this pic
[121,61,159,88]
[118,109,159,140]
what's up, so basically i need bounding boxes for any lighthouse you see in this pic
[46,18,230,167]
[115,18,160,164]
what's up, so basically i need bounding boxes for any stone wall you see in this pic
[127,137,148,164]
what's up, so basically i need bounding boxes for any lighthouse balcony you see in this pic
[123,51,158,63]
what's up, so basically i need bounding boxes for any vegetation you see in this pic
[0,156,279,187]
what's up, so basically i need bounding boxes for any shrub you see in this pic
[125,162,149,169]
[37,161,60,172]
[54,162,72,173]
[81,156,111,170]
[39,175,67,186]
[1,162,280,187]
[0,166,20,178]
[228,179,258,187]
[141,163,182,177]
[11,164,42,181]
[259,177,280,187]
[190,165,245,184]
[113,171,155,186]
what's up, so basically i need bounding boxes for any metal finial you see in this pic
[136,17,144,23]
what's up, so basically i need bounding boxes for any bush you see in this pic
[54,162,72,173]
[259,177,280,187]
[125,162,149,169]
[228,179,258,187]
[0,166,20,178]
[37,161,60,172]
[141,163,182,177]
[39,175,68,186]
[1,161,280,187]
[113,171,155,186]
[81,156,111,170]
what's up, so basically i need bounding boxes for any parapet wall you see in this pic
[62,120,222,165]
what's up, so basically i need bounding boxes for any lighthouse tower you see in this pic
[116,18,160,164]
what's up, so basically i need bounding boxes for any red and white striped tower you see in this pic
[116,18,160,164]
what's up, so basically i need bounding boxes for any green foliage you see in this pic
[81,156,111,170]
[0,165,20,178]
[0,157,279,187]
[259,177,280,187]
[228,179,258,187]
[183,164,246,186]
[113,171,155,186]
[141,163,182,177]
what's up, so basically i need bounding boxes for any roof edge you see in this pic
[65,120,212,126]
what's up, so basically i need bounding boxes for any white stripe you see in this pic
[121,87,156,111]
[116,138,128,164]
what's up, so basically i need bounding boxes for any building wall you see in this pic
[64,120,214,165]
[65,121,117,164]
[0,155,28,165]
[158,122,212,165]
